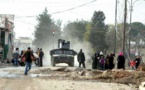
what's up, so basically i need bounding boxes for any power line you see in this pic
[15,20,36,25]
[50,0,97,14]
[13,0,93,4]
[15,0,97,18]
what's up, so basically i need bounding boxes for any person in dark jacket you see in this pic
[39,48,44,67]
[92,53,98,69]
[23,47,34,75]
[96,53,101,69]
[105,54,109,70]
[77,49,85,68]
[135,56,141,69]
[13,48,20,66]
[117,52,125,69]
[108,53,114,69]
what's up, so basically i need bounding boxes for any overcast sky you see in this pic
[0,0,145,39]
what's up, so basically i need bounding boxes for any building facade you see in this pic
[14,37,33,52]
[0,14,14,60]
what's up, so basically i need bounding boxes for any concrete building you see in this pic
[14,37,33,51]
[0,14,15,60]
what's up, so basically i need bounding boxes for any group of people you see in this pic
[77,49,127,70]
[34,48,44,67]
[13,47,44,75]
[92,51,142,70]
[92,52,115,70]
[80,49,141,70]
[12,47,142,75]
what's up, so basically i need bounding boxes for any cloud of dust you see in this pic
[65,38,93,67]
[39,37,93,67]
[40,40,58,67]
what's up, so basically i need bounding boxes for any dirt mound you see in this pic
[113,70,132,78]
[92,69,132,80]
[137,62,145,71]
[131,71,145,79]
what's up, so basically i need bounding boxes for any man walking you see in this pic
[36,48,40,56]
[35,48,40,66]
[23,47,34,75]
[13,48,19,66]
[39,48,44,67]
[77,49,86,68]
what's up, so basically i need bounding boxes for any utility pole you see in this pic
[53,32,55,49]
[114,0,118,55]
[128,0,133,57]
[123,0,127,55]
[128,0,141,56]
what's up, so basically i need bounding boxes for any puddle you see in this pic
[6,74,23,78]
[0,72,9,77]
[0,67,25,71]
[29,74,52,78]
[0,67,54,78]
[29,74,42,77]
[0,70,52,78]
[0,71,22,78]
[0,65,39,71]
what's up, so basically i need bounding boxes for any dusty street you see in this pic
[0,78,134,90]
[0,63,139,90]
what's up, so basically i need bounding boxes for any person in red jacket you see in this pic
[130,60,136,70]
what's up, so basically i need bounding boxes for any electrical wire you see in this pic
[15,20,36,26]
[15,0,97,18]
[12,0,93,4]
[50,0,96,14]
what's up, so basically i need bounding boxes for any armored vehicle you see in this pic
[50,39,77,67]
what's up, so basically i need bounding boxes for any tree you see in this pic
[88,11,108,52]
[84,22,91,41]
[131,22,145,40]
[63,20,87,41]
[105,25,115,52]
[33,8,61,48]
[130,22,145,50]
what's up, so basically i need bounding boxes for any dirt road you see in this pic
[0,65,136,90]
[0,77,134,90]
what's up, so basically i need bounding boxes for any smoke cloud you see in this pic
[38,36,93,67]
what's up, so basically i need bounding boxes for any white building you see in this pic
[14,37,33,51]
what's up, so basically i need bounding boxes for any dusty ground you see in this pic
[0,77,135,90]
[0,63,138,90]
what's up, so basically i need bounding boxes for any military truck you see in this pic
[50,39,77,67]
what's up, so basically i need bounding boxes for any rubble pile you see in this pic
[31,66,145,87]
[131,71,145,79]
[33,68,52,74]
[68,69,133,79]
[137,62,145,71]
[112,70,132,78]
[68,69,102,78]
[65,68,145,86]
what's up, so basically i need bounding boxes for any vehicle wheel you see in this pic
[51,60,55,67]
[69,62,74,67]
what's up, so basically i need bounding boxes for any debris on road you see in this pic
[137,62,145,71]
[0,65,145,89]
